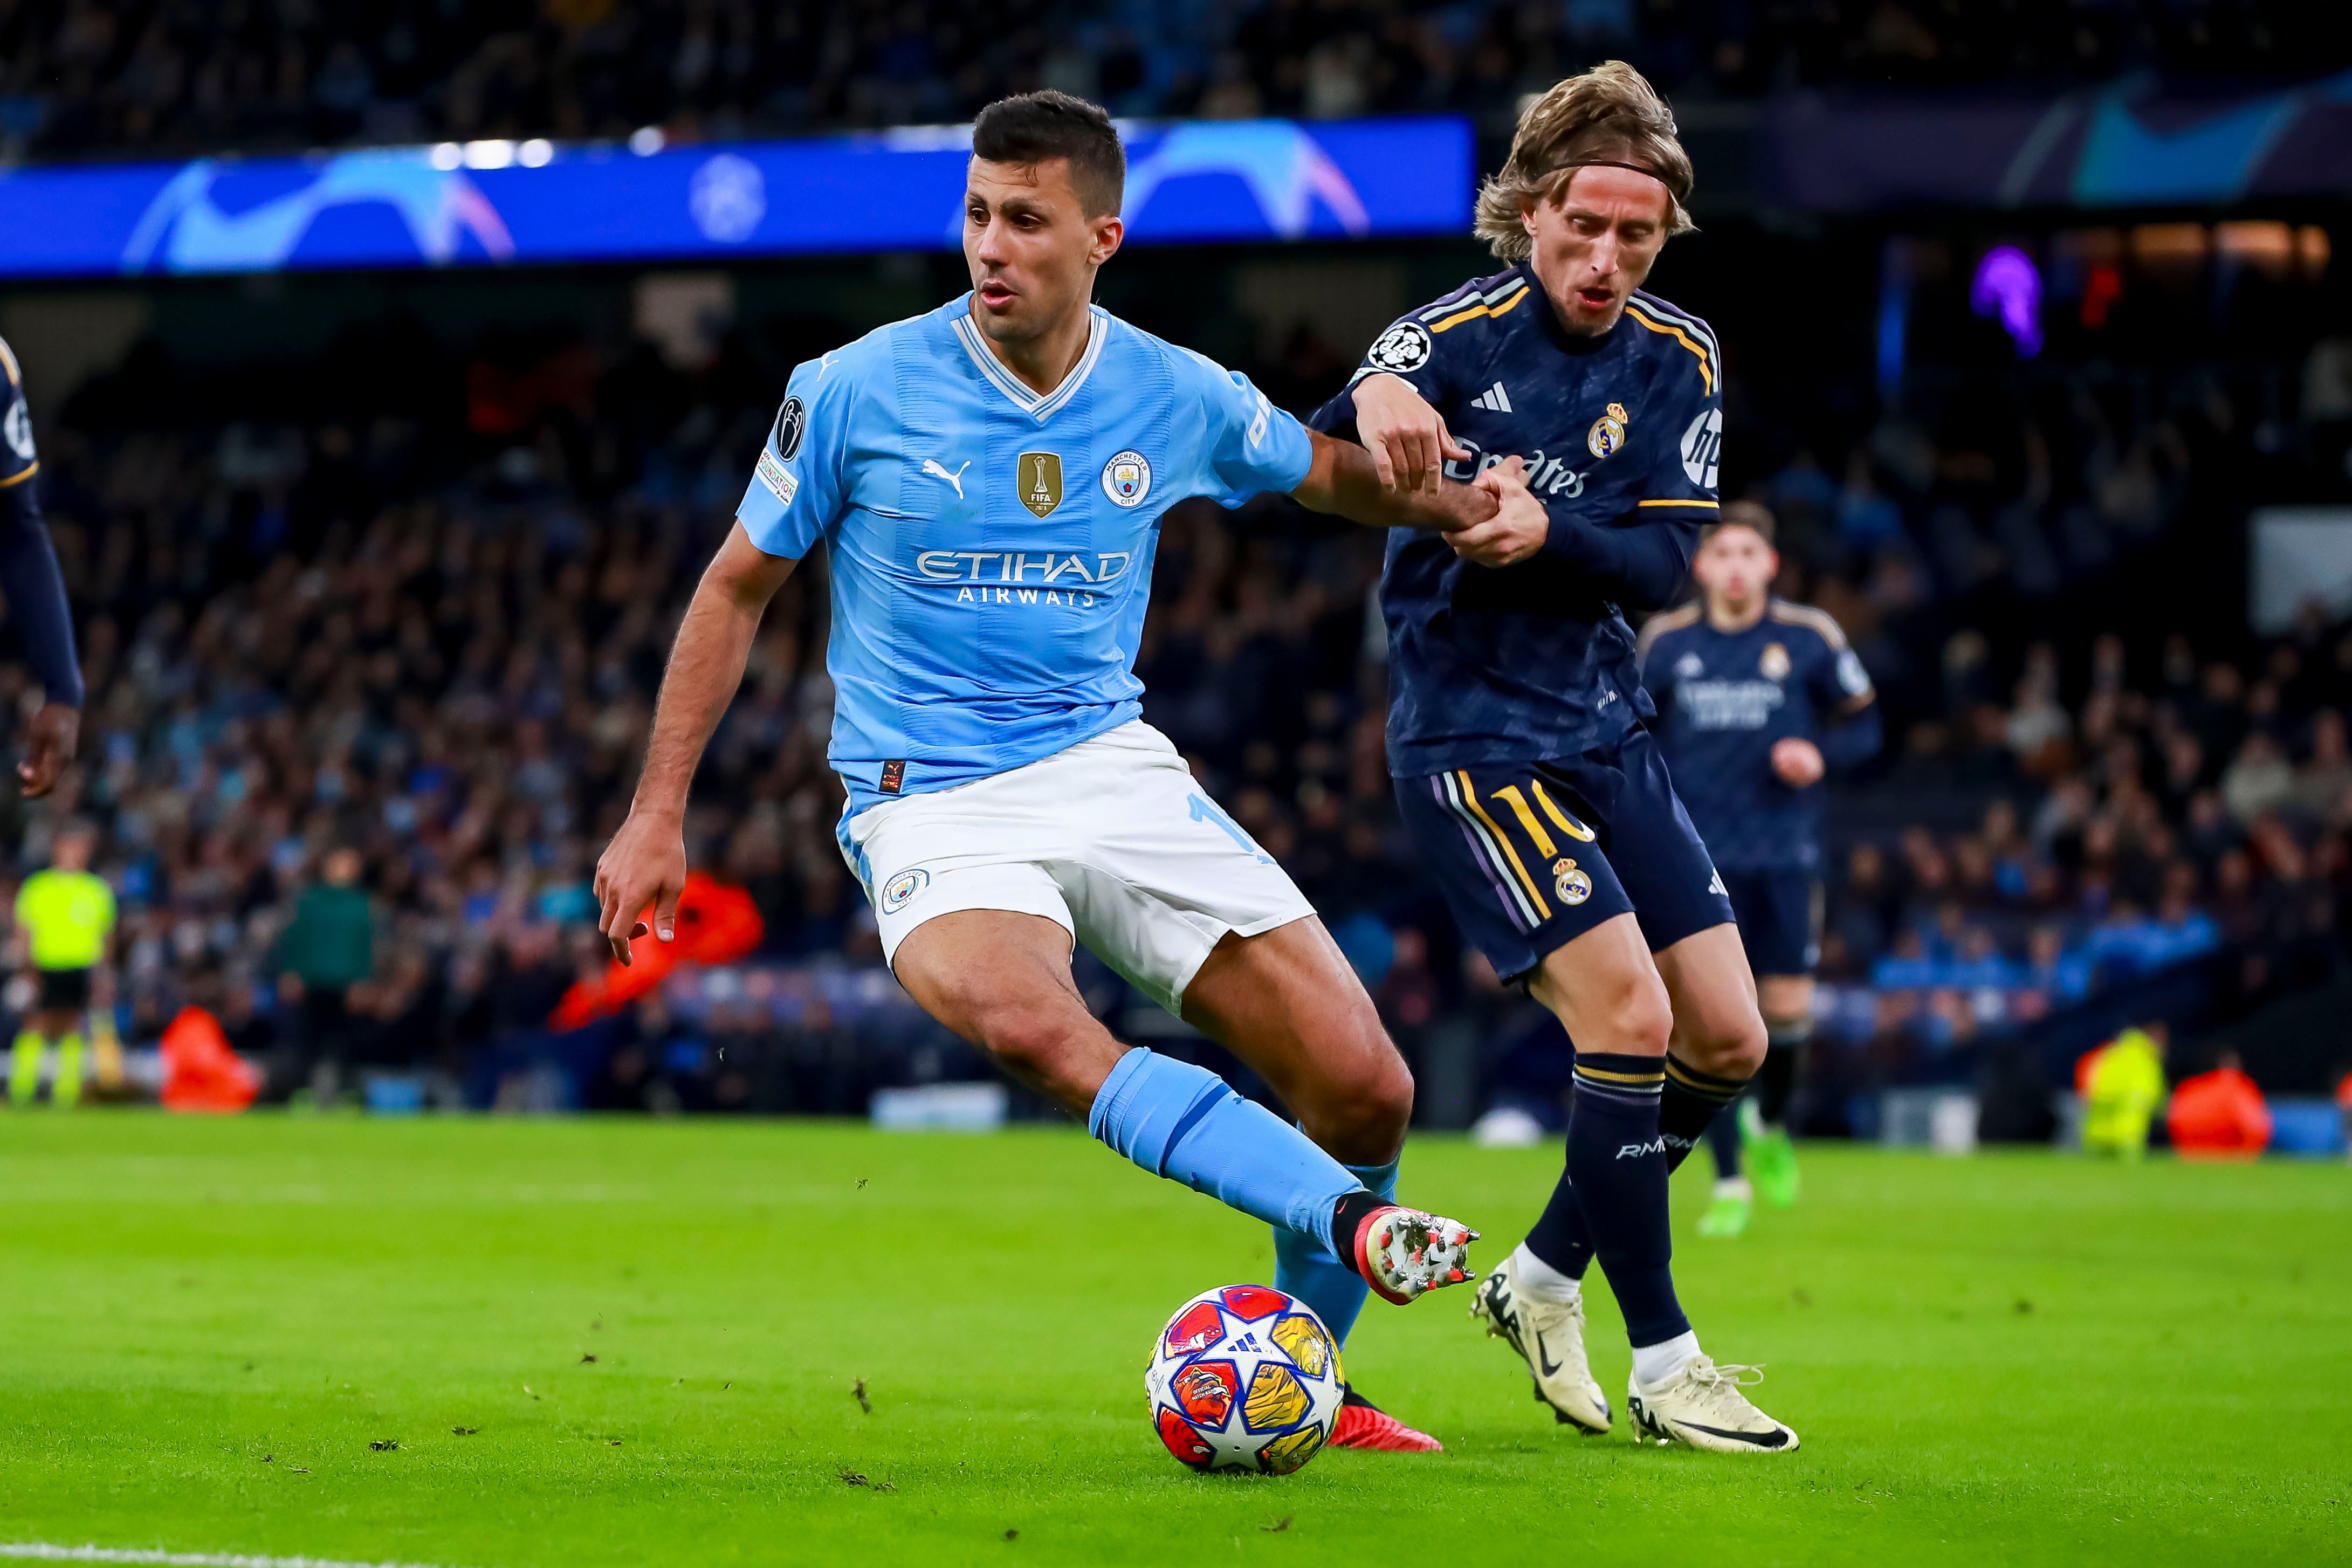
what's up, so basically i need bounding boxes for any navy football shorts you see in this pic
[1397,727,1735,987]
[1717,868,1822,978]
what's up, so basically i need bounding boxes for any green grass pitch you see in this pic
[2,1115,2348,1567]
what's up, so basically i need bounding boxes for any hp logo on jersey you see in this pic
[1101,449,1153,507]
[1680,408,1722,489]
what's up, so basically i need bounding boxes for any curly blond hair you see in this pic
[1473,61,1695,262]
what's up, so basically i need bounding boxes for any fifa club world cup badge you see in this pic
[1588,400,1628,460]
[1101,449,1152,507]
[1018,451,1064,517]
[1760,642,1792,680]
[1552,857,1592,905]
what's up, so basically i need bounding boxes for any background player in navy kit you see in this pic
[1639,503,1881,1237]
[1310,63,1798,1453]
[0,336,83,799]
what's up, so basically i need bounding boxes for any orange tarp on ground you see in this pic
[160,1005,261,1113]
[2165,1066,2271,1160]
[549,873,765,1031]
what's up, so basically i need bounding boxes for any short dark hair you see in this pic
[971,90,1125,218]
[1702,499,1775,547]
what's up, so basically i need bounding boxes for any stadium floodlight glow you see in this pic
[463,139,517,170]
[1970,244,2042,358]
[519,139,555,168]
[428,142,463,171]
[630,126,666,156]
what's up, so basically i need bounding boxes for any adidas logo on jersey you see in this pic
[1469,381,1513,413]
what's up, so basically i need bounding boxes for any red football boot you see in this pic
[1329,1386,1444,1453]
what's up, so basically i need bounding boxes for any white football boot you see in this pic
[1350,1205,1478,1304]
[1626,1354,1799,1453]
[1469,1253,1611,1434]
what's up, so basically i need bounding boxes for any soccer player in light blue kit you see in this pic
[596,92,1548,1453]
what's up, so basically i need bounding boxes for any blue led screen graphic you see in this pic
[0,118,1474,279]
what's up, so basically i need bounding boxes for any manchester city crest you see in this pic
[1587,409,1627,459]
[881,867,930,913]
[1101,449,1152,507]
[1552,857,1592,906]
[1760,642,1791,680]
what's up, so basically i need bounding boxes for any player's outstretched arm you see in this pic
[1290,429,1500,532]
[595,521,799,962]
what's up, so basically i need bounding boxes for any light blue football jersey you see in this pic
[735,294,1314,816]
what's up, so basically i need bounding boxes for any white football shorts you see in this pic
[837,721,1316,1015]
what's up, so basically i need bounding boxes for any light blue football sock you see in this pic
[1089,1048,1361,1252]
[1274,1151,1395,1349]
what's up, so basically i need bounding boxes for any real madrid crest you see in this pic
[1101,448,1152,507]
[1759,642,1791,681]
[1587,401,1628,460]
[1551,857,1592,906]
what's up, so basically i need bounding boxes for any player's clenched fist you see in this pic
[1351,372,1469,492]
[594,809,688,964]
[1446,457,1550,568]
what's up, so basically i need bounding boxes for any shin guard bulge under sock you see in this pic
[1660,1054,1749,1174]
[1089,1048,1362,1253]
[1564,1051,1690,1347]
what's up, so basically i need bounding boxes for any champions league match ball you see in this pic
[1146,1284,1344,1475]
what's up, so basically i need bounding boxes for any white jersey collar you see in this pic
[952,300,1108,422]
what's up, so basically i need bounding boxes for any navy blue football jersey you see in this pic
[1309,265,1723,779]
[1,336,36,492]
[1638,599,1879,872]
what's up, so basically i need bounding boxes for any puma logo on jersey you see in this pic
[920,457,971,499]
[1469,381,1513,412]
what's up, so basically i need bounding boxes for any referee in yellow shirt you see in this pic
[11,821,112,1108]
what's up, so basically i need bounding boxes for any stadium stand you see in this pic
[5,224,2349,1122]
[6,0,2349,161]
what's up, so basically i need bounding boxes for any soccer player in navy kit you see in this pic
[1639,503,1881,1237]
[1,336,82,799]
[1312,63,1798,1452]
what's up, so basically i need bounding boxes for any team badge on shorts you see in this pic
[1587,407,1627,459]
[1101,449,1152,507]
[881,867,930,913]
[1760,642,1791,680]
[1551,857,1592,905]
[1017,451,1064,517]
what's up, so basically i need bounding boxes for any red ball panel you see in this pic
[1218,1284,1290,1320]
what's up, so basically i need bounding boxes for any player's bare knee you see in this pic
[1683,1009,1766,1079]
[1313,1091,1409,1167]
[967,1005,1078,1080]
[1595,968,1673,1056]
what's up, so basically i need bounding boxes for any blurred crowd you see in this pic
[5,233,2351,1116]
[6,0,2349,162]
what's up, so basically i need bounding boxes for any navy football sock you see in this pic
[1705,1099,1744,1178]
[1661,1054,1749,1173]
[1756,1021,1811,1126]
[1565,1051,1690,1347]
[1522,1166,1598,1281]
